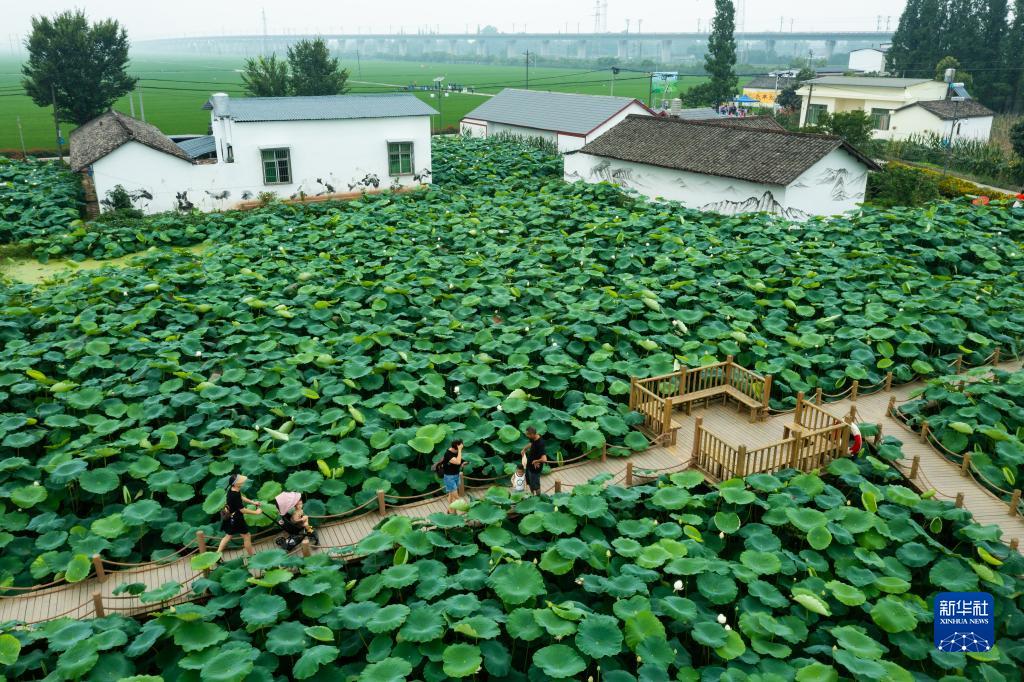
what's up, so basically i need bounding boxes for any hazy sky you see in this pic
[4,1,907,41]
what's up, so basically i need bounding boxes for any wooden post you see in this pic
[955,492,964,508]
[789,431,804,469]
[92,591,105,618]
[601,444,607,462]
[736,445,747,478]
[793,391,805,427]
[920,421,930,444]
[814,387,822,406]
[691,416,703,462]
[628,377,637,410]
[376,490,386,515]
[886,396,896,417]
[960,452,972,476]
[992,347,1001,365]
[626,462,634,487]
[1010,537,1019,551]
[554,479,562,494]
[300,538,311,557]
[92,554,106,582]
[850,380,859,402]
[196,530,207,554]
[1009,489,1022,517]
[458,472,465,496]
[663,397,673,438]
[910,456,920,480]
[724,355,734,387]
[954,354,963,374]
[884,372,893,391]
[761,374,773,418]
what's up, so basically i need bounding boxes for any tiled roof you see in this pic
[906,99,994,120]
[744,76,796,91]
[574,114,878,186]
[712,116,787,131]
[176,135,216,158]
[802,76,932,88]
[462,88,649,135]
[672,107,725,120]
[207,94,437,122]
[70,110,192,171]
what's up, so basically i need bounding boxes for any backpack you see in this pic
[432,458,445,477]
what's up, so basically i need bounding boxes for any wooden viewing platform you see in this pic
[1,355,1021,625]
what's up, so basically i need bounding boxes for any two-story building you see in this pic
[71,92,437,215]
[795,76,949,138]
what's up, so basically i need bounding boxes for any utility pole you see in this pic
[524,50,530,89]
[16,116,26,158]
[611,66,619,96]
[138,85,146,122]
[357,49,362,77]
[129,92,136,118]
[261,7,268,56]
[50,83,63,160]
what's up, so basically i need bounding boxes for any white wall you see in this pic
[889,107,992,142]
[460,118,487,137]
[583,102,654,144]
[564,147,869,220]
[797,81,949,139]
[783,148,869,217]
[848,49,886,73]
[90,115,433,214]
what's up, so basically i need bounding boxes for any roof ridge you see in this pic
[625,113,843,142]
[503,87,635,101]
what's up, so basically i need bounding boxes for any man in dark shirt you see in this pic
[520,426,547,495]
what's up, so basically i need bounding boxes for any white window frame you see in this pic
[261,147,292,185]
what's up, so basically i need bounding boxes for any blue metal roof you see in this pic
[176,135,216,158]
[207,94,437,122]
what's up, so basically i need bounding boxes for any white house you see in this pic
[848,47,889,74]
[71,93,437,215]
[795,76,949,139]
[460,89,654,153]
[564,115,879,220]
[888,99,994,142]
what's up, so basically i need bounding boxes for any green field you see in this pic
[0,56,706,153]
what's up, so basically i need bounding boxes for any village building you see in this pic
[563,114,879,220]
[741,76,797,106]
[848,46,890,74]
[70,93,436,215]
[459,88,653,153]
[888,99,995,142]
[794,76,959,139]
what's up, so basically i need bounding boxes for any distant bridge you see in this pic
[137,31,893,63]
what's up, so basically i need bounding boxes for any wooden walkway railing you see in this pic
[629,356,772,442]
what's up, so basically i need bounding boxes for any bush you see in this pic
[865,163,941,207]
[1010,118,1024,159]
[100,184,144,218]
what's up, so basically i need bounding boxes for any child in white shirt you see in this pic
[511,465,526,493]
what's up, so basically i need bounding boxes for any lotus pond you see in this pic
[2,446,1022,681]
[2,138,1024,585]
[901,368,1024,500]
[0,158,80,246]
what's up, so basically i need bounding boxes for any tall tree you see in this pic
[21,10,136,126]
[703,0,738,106]
[887,0,946,77]
[974,0,1008,104]
[1004,0,1024,112]
[287,38,350,96]
[241,54,289,97]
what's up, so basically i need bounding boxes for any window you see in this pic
[870,108,891,130]
[807,104,828,125]
[261,148,291,184]
[388,142,414,176]
[225,144,234,163]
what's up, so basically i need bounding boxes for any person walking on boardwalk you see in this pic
[216,474,262,556]
[440,440,464,511]
[520,426,548,495]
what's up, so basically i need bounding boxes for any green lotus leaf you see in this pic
[0,633,22,666]
[533,644,586,679]
[442,643,483,678]
[10,485,47,508]
[293,645,338,680]
[266,621,307,655]
[240,592,287,626]
[870,596,917,633]
[173,621,229,652]
[399,607,445,643]
[488,562,545,605]
[367,604,410,633]
[359,657,413,682]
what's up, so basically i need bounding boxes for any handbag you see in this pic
[219,506,230,522]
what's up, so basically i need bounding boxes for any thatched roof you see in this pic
[70,111,193,171]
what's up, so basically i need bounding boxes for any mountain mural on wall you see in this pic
[587,160,647,188]
[700,190,812,221]
[811,167,867,202]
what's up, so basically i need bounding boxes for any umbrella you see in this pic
[275,492,301,516]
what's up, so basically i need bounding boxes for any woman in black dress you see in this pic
[216,474,262,556]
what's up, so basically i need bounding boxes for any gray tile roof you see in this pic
[462,88,649,135]
[712,116,787,131]
[207,94,437,122]
[673,107,725,120]
[176,135,216,158]
[802,76,933,88]
[70,110,193,171]
[898,99,994,119]
[574,115,879,186]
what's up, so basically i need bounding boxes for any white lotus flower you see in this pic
[719,531,725,539]
[196,351,202,357]
[673,580,683,592]
[717,613,727,624]
[453,386,460,394]
[725,624,732,631]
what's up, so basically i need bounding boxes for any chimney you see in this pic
[209,93,233,163]
[670,98,682,117]
[211,92,230,117]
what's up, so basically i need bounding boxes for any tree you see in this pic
[1010,118,1024,158]
[811,111,875,149]
[703,0,738,106]
[21,10,136,126]
[974,0,1009,104]
[776,86,800,110]
[241,54,289,97]
[934,56,974,92]
[287,38,349,96]
[887,0,946,78]
[1004,0,1024,112]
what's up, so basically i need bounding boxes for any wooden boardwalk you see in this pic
[2,361,1021,624]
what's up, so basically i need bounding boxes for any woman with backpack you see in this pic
[216,473,262,556]
[437,440,464,511]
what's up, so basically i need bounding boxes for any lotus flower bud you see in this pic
[637,656,642,663]
[453,386,460,394]
[33,481,40,486]
[575,577,583,585]
[719,531,725,539]
[533,558,537,564]
[606,550,612,558]
[725,624,731,631]
[673,580,683,592]
[553,506,559,512]
[717,613,727,624]
[196,351,202,357]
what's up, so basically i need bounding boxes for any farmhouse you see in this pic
[848,46,889,74]
[888,98,994,142]
[459,88,653,153]
[71,93,436,215]
[564,114,879,220]
[794,76,953,139]
[741,76,796,106]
